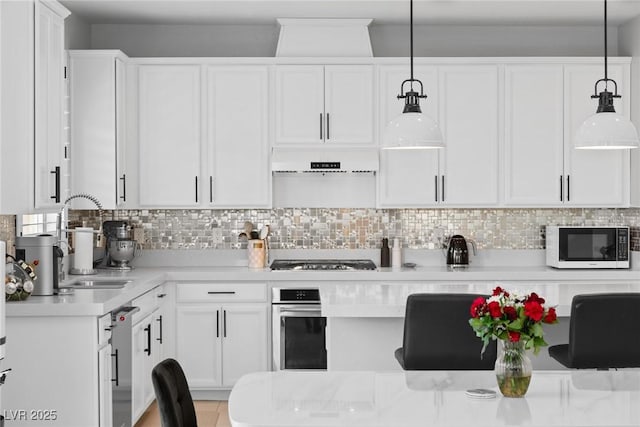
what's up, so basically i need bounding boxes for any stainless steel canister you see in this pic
[15,235,58,296]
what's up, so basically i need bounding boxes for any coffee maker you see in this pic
[100,221,136,270]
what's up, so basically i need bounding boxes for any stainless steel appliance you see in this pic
[272,287,326,370]
[270,259,377,271]
[546,226,630,269]
[270,260,375,370]
[111,306,139,427]
[15,235,60,295]
[101,221,136,271]
[445,235,476,268]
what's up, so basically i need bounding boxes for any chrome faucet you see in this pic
[56,193,104,280]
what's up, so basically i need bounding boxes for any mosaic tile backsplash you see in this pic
[0,215,16,256]
[62,208,640,251]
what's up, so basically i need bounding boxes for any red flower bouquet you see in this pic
[469,286,558,356]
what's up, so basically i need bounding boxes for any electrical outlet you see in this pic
[211,228,223,244]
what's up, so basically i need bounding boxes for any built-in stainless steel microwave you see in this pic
[546,226,629,269]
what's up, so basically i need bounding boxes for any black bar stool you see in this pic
[548,293,640,369]
[395,293,497,370]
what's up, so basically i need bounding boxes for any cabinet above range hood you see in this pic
[271,147,379,174]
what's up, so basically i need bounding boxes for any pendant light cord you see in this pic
[410,0,414,90]
[604,0,608,87]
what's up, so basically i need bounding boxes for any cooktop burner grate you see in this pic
[270,259,377,271]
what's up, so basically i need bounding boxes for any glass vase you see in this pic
[495,340,532,398]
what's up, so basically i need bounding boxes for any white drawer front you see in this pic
[132,287,160,323]
[177,282,267,303]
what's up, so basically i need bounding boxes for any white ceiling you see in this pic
[59,0,640,26]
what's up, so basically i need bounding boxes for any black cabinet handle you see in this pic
[434,175,439,202]
[223,310,227,338]
[50,166,60,203]
[441,175,445,202]
[319,113,323,140]
[209,176,213,203]
[560,176,563,202]
[156,315,163,344]
[195,176,199,203]
[144,324,151,355]
[207,291,236,295]
[216,310,220,338]
[119,174,126,201]
[326,113,330,140]
[566,175,570,202]
[111,349,119,386]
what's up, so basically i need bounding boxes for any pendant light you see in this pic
[382,0,444,149]
[575,0,639,149]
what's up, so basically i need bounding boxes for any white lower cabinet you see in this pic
[132,310,156,422]
[131,284,172,424]
[176,283,269,389]
[98,343,113,427]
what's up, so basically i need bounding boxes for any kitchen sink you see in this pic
[61,280,131,289]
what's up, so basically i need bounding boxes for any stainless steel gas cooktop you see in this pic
[270,259,377,271]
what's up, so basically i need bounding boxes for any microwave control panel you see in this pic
[618,228,629,261]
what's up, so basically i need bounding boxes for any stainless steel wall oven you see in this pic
[272,288,326,370]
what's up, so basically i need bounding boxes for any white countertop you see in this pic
[228,370,640,427]
[5,255,640,317]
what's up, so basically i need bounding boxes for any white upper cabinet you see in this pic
[205,66,271,208]
[69,50,128,210]
[275,65,374,145]
[378,65,439,207]
[504,62,630,207]
[563,64,630,206]
[138,65,201,207]
[378,64,499,207]
[0,1,36,214]
[438,65,499,206]
[504,64,565,206]
[34,0,70,209]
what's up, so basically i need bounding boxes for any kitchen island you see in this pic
[228,369,640,427]
[4,251,640,426]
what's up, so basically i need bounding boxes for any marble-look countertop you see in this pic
[6,263,640,317]
[228,370,640,427]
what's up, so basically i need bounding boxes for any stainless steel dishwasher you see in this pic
[111,306,139,427]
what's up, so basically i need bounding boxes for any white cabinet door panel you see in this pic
[504,64,565,205]
[564,64,630,206]
[275,66,324,144]
[438,65,499,205]
[176,305,222,388]
[34,1,66,209]
[221,304,269,387]
[138,65,201,207]
[378,65,439,207]
[206,66,270,207]
[324,65,374,144]
[379,150,439,207]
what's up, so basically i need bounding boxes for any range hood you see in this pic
[271,147,379,173]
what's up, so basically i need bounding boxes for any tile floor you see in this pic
[135,400,230,427]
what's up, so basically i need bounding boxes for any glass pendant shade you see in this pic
[575,112,640,149]
[383,112,444,149]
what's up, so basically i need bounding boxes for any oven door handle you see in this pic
[278,308,322,317]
